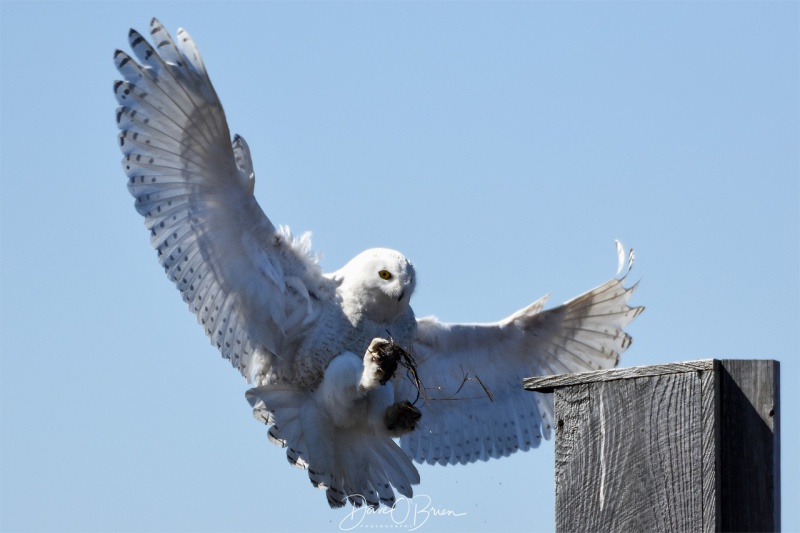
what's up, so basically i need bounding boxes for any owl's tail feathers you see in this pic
[246,385,419,509]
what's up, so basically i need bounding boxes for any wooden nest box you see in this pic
[525,359,780,532]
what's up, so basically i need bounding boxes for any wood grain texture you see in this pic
[554,372,703,532]
[537,359,780,533]
[525,359,714,393]
[700,361,721,532]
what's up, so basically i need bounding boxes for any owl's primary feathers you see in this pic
[114,19,643,509]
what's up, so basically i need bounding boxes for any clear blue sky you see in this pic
[1,2,797,532]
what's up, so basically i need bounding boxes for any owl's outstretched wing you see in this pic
[115,19,331,382]
[399,242,643,465]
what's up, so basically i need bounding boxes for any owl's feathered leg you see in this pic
[361,338,421,437]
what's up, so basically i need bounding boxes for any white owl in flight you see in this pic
[114,19,643,509]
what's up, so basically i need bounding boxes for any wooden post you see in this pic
[524,359,780,532]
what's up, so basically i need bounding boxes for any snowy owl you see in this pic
[114,19,643,509]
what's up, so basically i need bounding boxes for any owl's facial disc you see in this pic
[335,248,416,320]
[375,267,412,301]
[375,266,411,302]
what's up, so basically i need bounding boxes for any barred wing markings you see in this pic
[401,244,643,465]
[114,19,328,382]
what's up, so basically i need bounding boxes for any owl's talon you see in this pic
[384,400,421,436]
[362,337,402,388]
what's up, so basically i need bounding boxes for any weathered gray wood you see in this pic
[701,360,721,532]
[530,359,780,533]
[524,359,714,393]
[718,359,780,532]
[553,371,703,532]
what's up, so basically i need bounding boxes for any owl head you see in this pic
[333,248,416,322]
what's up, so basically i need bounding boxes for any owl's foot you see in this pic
[384,400,421,436]
[360,337,401,390]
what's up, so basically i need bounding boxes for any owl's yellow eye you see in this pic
[378,270,392,280]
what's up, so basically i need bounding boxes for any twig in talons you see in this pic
[450,366,494,402]
[381,332,424,406]
[473,373,494,402]
[453,368,470,397]
[383,344,494,405]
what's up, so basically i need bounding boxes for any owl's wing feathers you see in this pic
[400,243,643,465]
[115,19,329,382]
